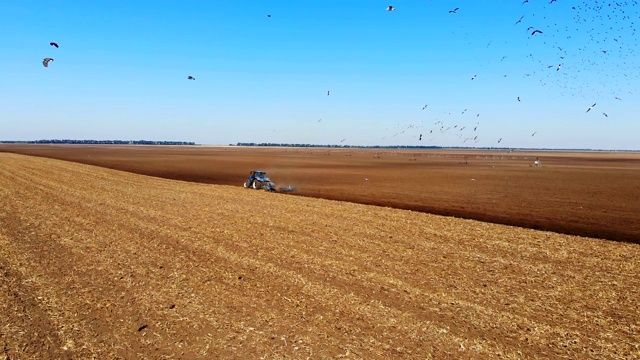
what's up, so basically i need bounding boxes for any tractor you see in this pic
[244,170,276,191]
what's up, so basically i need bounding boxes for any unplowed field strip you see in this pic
[1,153,639,359]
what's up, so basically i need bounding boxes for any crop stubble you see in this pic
[1,153,639,359]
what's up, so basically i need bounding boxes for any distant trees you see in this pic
[232,143,635,151]
[0,140,197,145]
[235,142,442,149]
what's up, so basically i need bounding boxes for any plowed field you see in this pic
[1,153,639,359]
[1,145,639,243]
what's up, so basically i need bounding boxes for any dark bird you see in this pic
[327,90,330,96]
[422,104,428,110]
[386,5,395,11]
[42,58,54,68]
[557,64,562,71]
[522,0,529,3]
[498,138,502,144]
[603,112,608,117]
[49,42,59,48]
[187,76,195,80]
[471,74,477,80]
[514,15,525,26]
[549,0,557,3]
[419,134,423,141]
[527,26,534,31]
[267,14,272,18]
[532,132,537,136]
[517,96,521,102]
[586,103,596,113]
[615,97,622,100]
[531,29,543,36]
[449,7,459,13]
[501,56,507,61]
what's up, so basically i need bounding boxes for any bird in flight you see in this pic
[532,132,537,136]
[603,112,608,117]
[449,7,459,13]
[514,15,524,26]
[267,14,272,18]
[498,138,502,144]
[422,104,428,110]
[327,90,330,96]
[187,76,195,80]
[586,103,596,113]
[50,42,59,48]
[557,64,562,71]
[531,29,543,36]
[42,58,54,68]
[517,96,521,102]
[386,5,395,11]
[522,0,529,4]
[471,75,477,80]
[615,97,622,100]
[419,134,423,141]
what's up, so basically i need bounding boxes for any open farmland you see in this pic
[1,144,639,243]
[1,153,639,359]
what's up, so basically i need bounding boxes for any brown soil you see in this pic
[1,145,639,243]
[1,153,639,359]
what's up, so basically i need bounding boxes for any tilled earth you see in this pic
[1,145,639,243]
[1,153,639,359]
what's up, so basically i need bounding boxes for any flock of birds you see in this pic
[376,1,637,146]
[40,1,638,147]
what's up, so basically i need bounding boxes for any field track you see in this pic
[1,153,639,359]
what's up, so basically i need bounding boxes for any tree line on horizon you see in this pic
[0,139,196,145]
[233,142,631,151]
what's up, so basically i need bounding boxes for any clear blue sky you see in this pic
[1,1,638,149]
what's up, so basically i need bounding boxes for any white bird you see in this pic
[471,75,477,80]
[386,5,395,11]
[556,64,562,71]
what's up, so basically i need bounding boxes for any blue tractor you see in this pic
[244,170,276,191]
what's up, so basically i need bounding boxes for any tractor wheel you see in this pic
[252,181,262,189]
[243,181,249,188]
